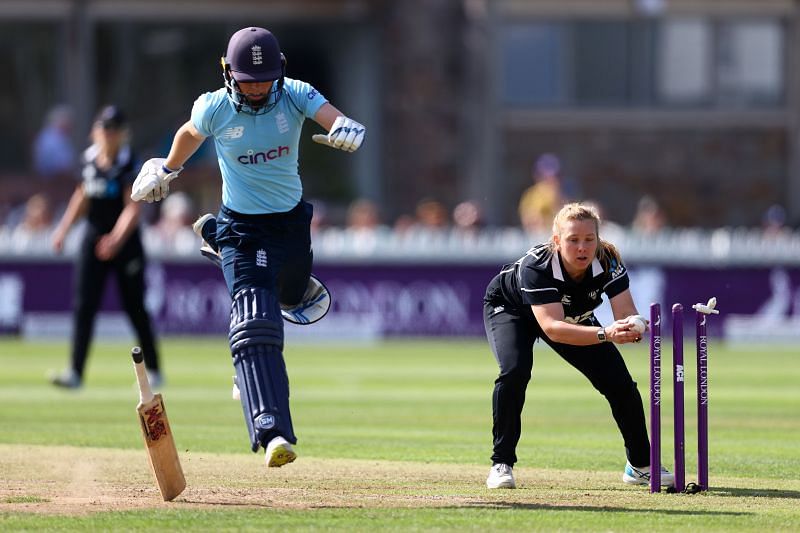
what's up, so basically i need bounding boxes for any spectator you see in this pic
[762,204,788,237]
[343,198,385,255]
[346,198,382,230]
[583,198,624,242]
[10,193,54,250]
[518,153,565,234]
[452,200,483,234]
[150,191,198,254]
[33,105,76,180]
[415,198,449,230]
[631,195,667,235]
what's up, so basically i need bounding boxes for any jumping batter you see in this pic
[130,27,365,468]
[483,202,674,489]
[51,105,161,389]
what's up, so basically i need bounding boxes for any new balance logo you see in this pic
[256,249,267,267]
[222,126,245,139]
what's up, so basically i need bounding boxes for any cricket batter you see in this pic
[131,27,365,467]
[483,202,674,489]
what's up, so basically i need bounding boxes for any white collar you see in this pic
[551,252,603,281]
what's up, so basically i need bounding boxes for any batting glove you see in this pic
[312,116,366,152]
[131,158,183,203]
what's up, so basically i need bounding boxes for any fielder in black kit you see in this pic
[50,105,161,389]
[483,202,674,489]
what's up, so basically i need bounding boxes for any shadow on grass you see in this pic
[712,486,800,499]
[462,501,750,516]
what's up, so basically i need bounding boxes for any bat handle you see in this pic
[131,346,154,403]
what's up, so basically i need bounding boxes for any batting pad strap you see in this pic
[231,287,283,323]
[229,318,283,352]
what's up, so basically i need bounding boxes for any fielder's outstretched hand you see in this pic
[312,116,366,152]
[131,158,183,203]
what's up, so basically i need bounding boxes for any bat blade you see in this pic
[137,393,186,501]
[132,347,185,501]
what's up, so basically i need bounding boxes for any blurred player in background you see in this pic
[50,105,162,389]
[482,202,673,489]
[130,27,365,468]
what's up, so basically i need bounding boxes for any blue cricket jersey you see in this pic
[191,77,328,213]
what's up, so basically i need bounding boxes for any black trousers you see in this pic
[483,300,650,468]
[70,231,159,377]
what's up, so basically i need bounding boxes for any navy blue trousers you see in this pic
[216,200,313,302]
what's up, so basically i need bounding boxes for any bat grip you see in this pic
[131,347,154,403]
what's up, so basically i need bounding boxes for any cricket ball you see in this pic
[627,315,647,334]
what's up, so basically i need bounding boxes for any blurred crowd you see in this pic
[1,106,797,258]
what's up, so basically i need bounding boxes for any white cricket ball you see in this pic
[627,315,647,334]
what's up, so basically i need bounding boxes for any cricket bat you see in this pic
[131,346,186,501]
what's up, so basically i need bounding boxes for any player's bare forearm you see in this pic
[541,319,605,345]
[108,190,142,245]
[313,103,346,131]
[532,303,598,345]
[532,302,638,345]
[610,289,639,321]
[55,186,88,233]
[164,121,206,171]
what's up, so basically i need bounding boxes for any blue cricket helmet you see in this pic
[221,27,285,115]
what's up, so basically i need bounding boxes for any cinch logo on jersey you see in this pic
[237,145,290,165]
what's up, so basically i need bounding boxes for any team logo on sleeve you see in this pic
[610,259,626,279]
[222,126,245,139]
[308,89,318,100]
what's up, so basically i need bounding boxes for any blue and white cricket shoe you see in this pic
[486,463,516,489]
[280,275,331,325]
[192,213,222,267]
[623,461,675,487]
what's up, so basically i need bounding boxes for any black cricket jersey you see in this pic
[80,144,138,235]
[487,243,629,324]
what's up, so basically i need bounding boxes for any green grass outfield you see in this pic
[1,337,798,531]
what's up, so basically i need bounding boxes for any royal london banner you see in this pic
[1,260,798,342]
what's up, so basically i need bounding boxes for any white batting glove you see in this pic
[131,158,183,203]
[312,116,366,152]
